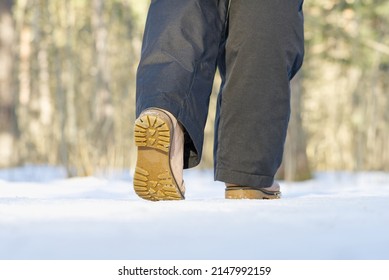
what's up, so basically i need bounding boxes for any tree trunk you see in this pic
[277,72,312,181]
[92,0,112,124]
[0,0,17,167]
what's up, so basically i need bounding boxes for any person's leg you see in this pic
[215,0,305,190]
[134,0,229,201]
[136,0,229,168]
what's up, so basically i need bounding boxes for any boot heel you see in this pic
[133,113,184,201]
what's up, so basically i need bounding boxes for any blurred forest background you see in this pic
[0,0,388,179]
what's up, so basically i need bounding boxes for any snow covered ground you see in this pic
[0,166,388,260]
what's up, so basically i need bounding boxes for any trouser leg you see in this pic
[215,0,305,187]
[136,0,229,168]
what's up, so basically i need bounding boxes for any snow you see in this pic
[0,166,388,260]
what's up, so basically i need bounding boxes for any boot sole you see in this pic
[133,113,184,201]
[225,187,281,200]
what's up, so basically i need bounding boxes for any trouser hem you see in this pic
[215,168,274,188]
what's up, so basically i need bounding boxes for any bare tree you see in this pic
[0,0,18,166]
[278,72,312,181]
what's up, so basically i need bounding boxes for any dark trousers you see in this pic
[136,0,304,187]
